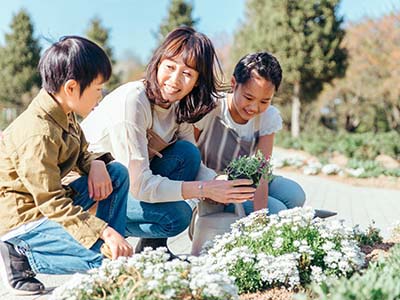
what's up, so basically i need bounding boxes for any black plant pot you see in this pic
[227,172,258,188]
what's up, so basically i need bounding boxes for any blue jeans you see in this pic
[125,140,200,238]
[7,162,129,275]
[224,176,306,215]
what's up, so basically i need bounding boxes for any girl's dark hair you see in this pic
[145,26,223,124]
[39,36,112,95]
[233,52,282,91]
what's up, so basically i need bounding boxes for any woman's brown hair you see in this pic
[145,26,223,124]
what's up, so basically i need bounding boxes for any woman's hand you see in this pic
[88,160,113,201]
[203,178,256,204]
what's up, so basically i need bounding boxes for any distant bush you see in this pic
[275,130,400,161]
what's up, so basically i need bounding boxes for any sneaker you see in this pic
[0,241,45,295]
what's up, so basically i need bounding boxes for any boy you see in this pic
[0,36,133,295]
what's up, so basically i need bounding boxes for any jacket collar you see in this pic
[34,89,71,132]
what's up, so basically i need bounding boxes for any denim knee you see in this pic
[268,197,288,215]
[269,176,306,209]
[107,161,130,189]
[289,181,306,208]
[174,140,201,168]
[163,202,192,237]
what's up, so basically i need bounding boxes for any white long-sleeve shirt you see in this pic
[81,81,216,203]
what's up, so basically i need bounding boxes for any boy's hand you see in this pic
[88,160,113,201]
[101,226,133,259]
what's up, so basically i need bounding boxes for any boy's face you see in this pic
[68,76,105,117]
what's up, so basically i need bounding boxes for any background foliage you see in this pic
[0,1,399,165]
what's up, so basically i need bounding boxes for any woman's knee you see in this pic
[162,202,192,237]
[174,140,201,167]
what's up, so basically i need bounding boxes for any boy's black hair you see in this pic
[39,36,112,95]
[233,52,282,91]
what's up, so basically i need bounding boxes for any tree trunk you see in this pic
[392,105,400,130]
[291,82,301,138]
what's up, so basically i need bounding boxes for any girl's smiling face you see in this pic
[156,56,199,108]
[229,70,276,124]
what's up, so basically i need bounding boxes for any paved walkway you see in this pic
[2,170,400,299]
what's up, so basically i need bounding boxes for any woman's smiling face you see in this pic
[156,56,199,108]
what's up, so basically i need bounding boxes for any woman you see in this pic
[81,27,255,256]
[194,52,306,215]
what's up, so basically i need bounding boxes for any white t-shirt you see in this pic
[81,81,216,203]
[195,93,283,140]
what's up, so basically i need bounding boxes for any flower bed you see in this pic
[305,244,400,300]
[50,248,238,300]
[204,207,365,294]
[51,208,393,300]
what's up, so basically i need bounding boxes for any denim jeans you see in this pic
[224,175,306,215]
[7,162,129,275]
[125,140,200,238]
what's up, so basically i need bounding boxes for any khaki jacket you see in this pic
[0,89,108,248]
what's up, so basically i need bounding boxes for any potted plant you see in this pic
[225,150,273,187]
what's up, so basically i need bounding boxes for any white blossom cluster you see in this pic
[205,207,365,292]
[51,247,238,300]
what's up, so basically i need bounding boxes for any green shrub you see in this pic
[307,244,400,300]
[347,159,400,178]
[276,129,400,161]
[275,130,302,149]
[353,223,383,246]
[205,208,365,294]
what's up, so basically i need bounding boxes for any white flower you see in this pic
[321,164,341,175]
[206,207,365,292]
[310,265,326,283]
[273,237,284,249]
[51,248,239,300]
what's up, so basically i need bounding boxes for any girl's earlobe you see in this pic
[231,76,237,89]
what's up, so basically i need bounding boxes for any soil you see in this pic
[240,289,295,300]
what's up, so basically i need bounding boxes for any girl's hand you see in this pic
[203,178,256,204]
[88,160,113,201]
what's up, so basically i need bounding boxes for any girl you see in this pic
[194,52,305,215]
[81,27,255,256]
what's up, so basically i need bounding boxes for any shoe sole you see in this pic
[0,242,44,296]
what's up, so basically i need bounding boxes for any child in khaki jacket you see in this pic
[0,36,132,296]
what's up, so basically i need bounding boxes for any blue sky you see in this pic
[0,0,398,62]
